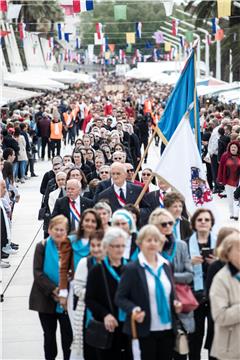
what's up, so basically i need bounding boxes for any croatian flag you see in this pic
[96,22,103,40]
[73,0,94,13]
[136,22,142,39]
[172,19,179,36]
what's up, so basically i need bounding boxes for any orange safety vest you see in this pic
[63,112,74,128]
[144,99,152,114]
[50,122,63,140]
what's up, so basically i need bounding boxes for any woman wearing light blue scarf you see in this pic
[58,209,103,324]
[29,215,72,360]
[186,209,217,360]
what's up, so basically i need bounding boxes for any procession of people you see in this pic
[1,72,240,360]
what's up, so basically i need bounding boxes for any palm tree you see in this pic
[184,1,240,81]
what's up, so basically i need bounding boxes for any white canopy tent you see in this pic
[4,71,68,91]
[0,86,43,107]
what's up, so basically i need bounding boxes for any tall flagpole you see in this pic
[193,46,198,145]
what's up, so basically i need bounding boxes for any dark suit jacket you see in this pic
[51,195,94,231]
[94,179,112,202]
[115,259,177,337]
[29,241,57,313]
[98,183,151,225]
[145,189,161,212]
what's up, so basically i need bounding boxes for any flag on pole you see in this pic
[158,50,201,151]
[185,31,193,43]
[155,112,212,214]
[48,37,54,49]
[217,0,231,18]
[64,33,71,42]
[211,18,217,34]
[135,22,142,39]
[0,0,8,12]
[57,23,63,40]
[96,22,103,40]
[76,37,80,49]
[172,19,179,36]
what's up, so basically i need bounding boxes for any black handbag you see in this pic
[85,264,114,350]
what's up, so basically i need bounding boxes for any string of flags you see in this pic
[73,0,94,13]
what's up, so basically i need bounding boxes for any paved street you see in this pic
[1,143,238,360]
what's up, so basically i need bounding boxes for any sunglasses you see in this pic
[160,221,174,228]
[127,169,134,173]
[113,157,123,160]
[142,173,151,176]
[196,218,211,222]
[100,171,109,174]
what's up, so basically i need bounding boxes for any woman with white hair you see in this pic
[85,227,133,360]
[111,209,138,261]
[94,201,112,232]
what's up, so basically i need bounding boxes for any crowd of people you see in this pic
[1,74,240,360]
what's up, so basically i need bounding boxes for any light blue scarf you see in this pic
[173,218,180,241]
[43,237,63,313]
[69,234,90,270]
[144,263,171,324]
[103,256,127,322]
[162,240,177,264]
[189,232,216,291]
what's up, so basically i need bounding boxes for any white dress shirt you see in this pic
[113,182,127,198]
[123,235,132,260]
[138,252,172,331]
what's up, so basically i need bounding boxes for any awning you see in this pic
[0,86,43,107]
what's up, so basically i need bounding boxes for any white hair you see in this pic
[102,227,128,246]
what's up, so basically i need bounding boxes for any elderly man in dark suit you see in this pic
[98,162,151,225]
[52,179,93,232]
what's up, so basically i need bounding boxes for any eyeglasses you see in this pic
[196,218,211,222]
[113,157,123,160]
[100,171,109,174]
[142,173,151,177]
[109,244,126,249]
[160,221,174,228]
[127,169,134,173]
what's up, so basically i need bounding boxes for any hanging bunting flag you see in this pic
[153,48,158,62]
[18,22,26,40]
[217,0,231,18]
[61,5,74,16]
[0,0,8,12]
[94,33,105,45]
[163,1,174,16]
[73,0,94,13]
[215,28,224,41]
[126,32,135,44]
[164,42,172,52]
[108,44,115,53]
[135,22,142,39]
[154,31,164,44]
[64,33,71,42]
[96,22,103,40]
[185,31,193,43]
[119,49,125,63]
[179,35,184,48]
[57,23,63,40]
[114,5,127,20]
[211,18,217,34]
[172,19,179,36]
[76,37,80,49]
[105,51,110,60]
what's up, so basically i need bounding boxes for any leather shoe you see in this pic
[1,252,9,259]
[31,174,38,177]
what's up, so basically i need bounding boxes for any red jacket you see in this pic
[217,141,240,186]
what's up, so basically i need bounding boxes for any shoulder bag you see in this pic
[85,264,114,350]
[175,283,199,313]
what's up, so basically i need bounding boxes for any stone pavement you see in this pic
[1,144,238,359]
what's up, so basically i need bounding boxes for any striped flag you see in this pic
[0,0,8,12]
[172,19,179,36]
[73,0,94,13]
[211,18,217,34]
[135,22,142,39]
[48,37,54,49]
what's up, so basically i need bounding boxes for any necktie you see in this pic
[59,188,66,198]
[119,188,126,202]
